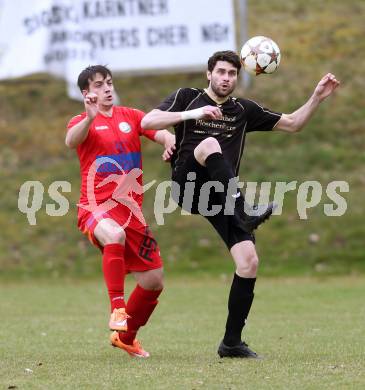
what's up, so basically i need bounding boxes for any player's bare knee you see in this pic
[248,254,259,274]
[236,253,259,276]
[149,270,164,290]
[201,137,221,154]
[194,137,221,165]
[106,229,126,245]
[149,277,164,291]
[96,222,126,246]
[138,268,164,291]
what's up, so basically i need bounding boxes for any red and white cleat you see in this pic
[109,308,130,332]
[110,331,150,358]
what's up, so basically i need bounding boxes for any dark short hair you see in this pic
[207,50,241,74]
[77,65,112,91]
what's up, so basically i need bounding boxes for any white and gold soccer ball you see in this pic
[240,36,281,75]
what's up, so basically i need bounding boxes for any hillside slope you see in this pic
[1,0,364,278]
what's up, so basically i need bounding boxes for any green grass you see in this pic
[1,275,364,389]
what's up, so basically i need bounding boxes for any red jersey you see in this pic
[67,106,156,207]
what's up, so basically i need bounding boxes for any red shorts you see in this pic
[77,203,163,273]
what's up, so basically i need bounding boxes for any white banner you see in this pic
[0,0,236,98]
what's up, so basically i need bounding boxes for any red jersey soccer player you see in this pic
[66,65,175,358]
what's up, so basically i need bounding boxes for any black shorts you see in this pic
[172,154,255,250]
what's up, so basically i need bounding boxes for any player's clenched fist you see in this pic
[84,92,99,119]
[180,105,223,121]
[202,105,223,120]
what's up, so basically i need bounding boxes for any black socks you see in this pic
[204,152,245,214]
[223,273,256,347]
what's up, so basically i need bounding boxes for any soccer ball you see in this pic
[240,36,281,75]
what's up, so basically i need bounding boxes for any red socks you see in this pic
[102,244,162,344]
[120,284,163,345]
[102,243,126,312]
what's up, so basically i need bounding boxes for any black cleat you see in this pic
[217,340,261,359]
[240,202,277,233]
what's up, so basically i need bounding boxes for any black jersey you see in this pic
[156,88,282,174]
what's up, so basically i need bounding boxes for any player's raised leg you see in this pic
[94,218,129,332]
[218,240,261,358]
[194,138,274,232]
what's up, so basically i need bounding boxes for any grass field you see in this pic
[1,275,364,389]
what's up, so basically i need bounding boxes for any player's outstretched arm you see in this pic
[275,73,340,133]
[141,106,223,130]
[65,93,98,148]
[154,130,176,162]
[141,109,182,130]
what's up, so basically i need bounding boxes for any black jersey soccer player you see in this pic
[142,51,339,358]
